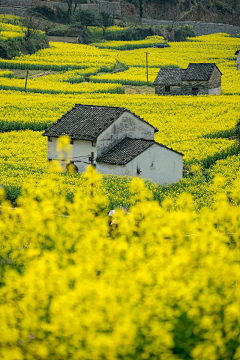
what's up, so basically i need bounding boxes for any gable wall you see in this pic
[97,112,155,156]
[208,66,222,90]
[97,144,183,184]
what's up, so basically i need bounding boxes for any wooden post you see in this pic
[145,52,149,86]
[89,152,95,197]
[24,70,29,92]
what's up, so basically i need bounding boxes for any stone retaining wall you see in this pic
[0,6,28,16]
[143,19,240,36]
[0,0,121,16]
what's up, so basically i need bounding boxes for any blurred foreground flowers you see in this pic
[0,167,239,360]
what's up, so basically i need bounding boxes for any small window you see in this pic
[165,86,170,92]
[70,139,74,145]
[48,136,52,142]
[192,87,198,95]
[92,140,96,147]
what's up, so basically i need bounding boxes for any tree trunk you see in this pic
[139,0,143,18]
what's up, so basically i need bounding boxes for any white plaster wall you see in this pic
[97,112,155,156]
[208,86,221,95]
[47,137,58,159]
[97,144,183,185]
[73,140,96,173]
[47,137,96,173]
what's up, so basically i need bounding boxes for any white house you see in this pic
[235,50,240,70]
[42,104,183,185]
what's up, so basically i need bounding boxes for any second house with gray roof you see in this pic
[43,104,183,184]
[154,63,222,96]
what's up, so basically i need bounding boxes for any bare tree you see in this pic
[65,0,86,21]
[139,0,143,18]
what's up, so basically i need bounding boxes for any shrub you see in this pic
[172,25,196,41]
[56,6,69,24]
[105,25,154,41]
[32,6,57,21]
[101,11,114,28]
[73,10,102,27]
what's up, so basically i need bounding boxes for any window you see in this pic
[165,86,170,93]
[192,87,198,95]
[70,139,74,145]
[137,167,142,175]
[48,136,52,142]
[92,140,96,147]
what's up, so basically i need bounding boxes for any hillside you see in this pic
[121,0,240,26]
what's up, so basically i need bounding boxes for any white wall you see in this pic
[47,137,96,173]
[97,144,183,185]
[237,53,240,70]
[97,112,155,156]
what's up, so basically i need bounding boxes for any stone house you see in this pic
[235,50,240,70]
[154,63,222,95]
[43,105,183,185]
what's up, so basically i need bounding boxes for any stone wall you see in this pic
[181,80,216,95]
[155,70,222,96]
[0,0,121,16]
[155,85,182,96]
[143,19,240,36]
[0,6,28,16]
[208,66,222,89]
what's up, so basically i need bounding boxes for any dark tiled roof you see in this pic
[97,137,183,165]
[43,104,158,140]
[235,50,240,55]
[154,63,221,85]
[154,68,185,85]
[182,63,221,81]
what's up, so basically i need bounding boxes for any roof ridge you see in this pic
[188,62,216,65]
[74,103,127,111]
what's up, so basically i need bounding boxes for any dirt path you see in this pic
[125,85,155,95]
[48,36,78,43]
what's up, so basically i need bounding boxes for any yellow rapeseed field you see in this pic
[0,32,240,359]
[0,168,240,359]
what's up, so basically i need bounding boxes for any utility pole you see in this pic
[24,70,29,92]
[145,52,149,86]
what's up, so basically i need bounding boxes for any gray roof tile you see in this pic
[154,63,221,85]
[154,68,184,85]
[182,63,221,81]
[97,137,183,165]
[43,104,158,140]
